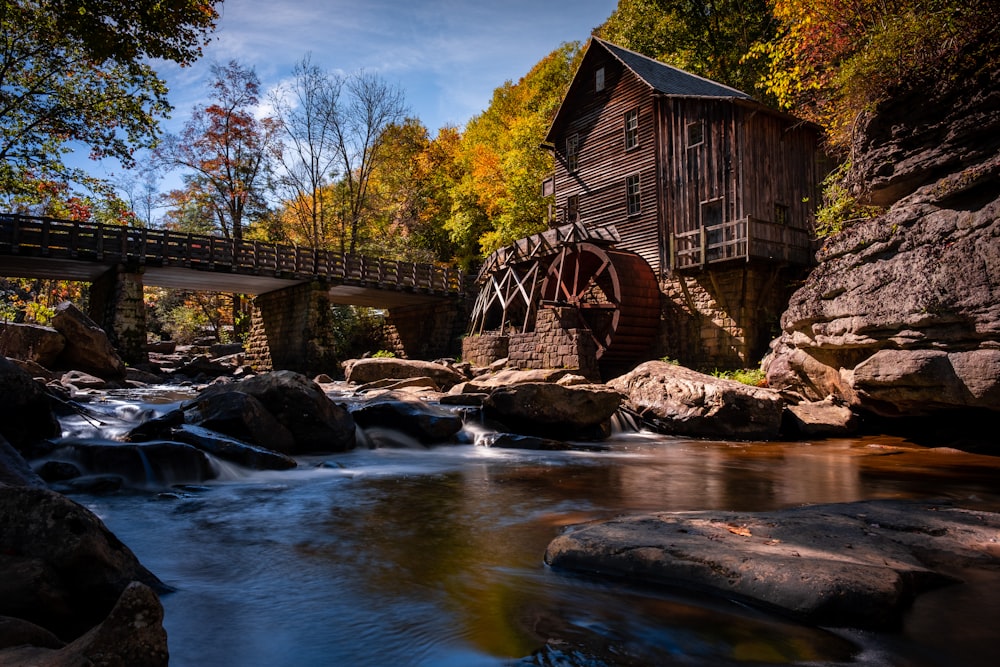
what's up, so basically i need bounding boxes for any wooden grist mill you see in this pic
[464,222,660,376]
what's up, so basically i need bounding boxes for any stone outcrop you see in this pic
[194,370,356,453]
[545,499,1000,630]
[0,581,168,667]
[45,439,216,488]
[351,393,464,445]
[451,367,576,393]
[0,485,167,641]
[182,391,297,454]
[170,424,298,471]
[0,435,45,487]
[51,301,128,381]
[609,361,785,439]
[484,382,623,440]
[765,63,1000,419]
[783,396,858,437]
[0,323,64,368]
[0,357,60,453]
[343,357,466,390]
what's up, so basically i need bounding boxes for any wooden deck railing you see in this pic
[671,216,813,270]
[0,214,465,294]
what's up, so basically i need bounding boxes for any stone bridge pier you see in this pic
[246,282,470,377]
[245,282,340,376]
[87,264,148,366]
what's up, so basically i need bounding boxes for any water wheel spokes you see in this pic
[540,242,659,364]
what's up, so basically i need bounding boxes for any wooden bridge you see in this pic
[0,214,466,307]
[0,214,470,372]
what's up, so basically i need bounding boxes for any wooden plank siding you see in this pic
[662,98,819,270]
[547,39,820,277]
[549,49,662,273]
[735,106,818,235]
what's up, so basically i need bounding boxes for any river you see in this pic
[60,389,1000,666]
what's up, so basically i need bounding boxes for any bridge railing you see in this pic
[0,214,465,294]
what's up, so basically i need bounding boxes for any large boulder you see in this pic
[51,302,127,381]
[545,500,1000,630]
[0,581,168,667]
[484,382,622,440]
[0,435,46,487]
[0,356,60,452]
[351,394,464,444]
[343,358,466,390]
[48,440,216,488]
[764,61,1000,420]
[783,397,858,437]
[171,424,298,471]
[182,391,297,454]
[0,322,64,368]
[608,361,785,439]
[195,370,356,453]
[0,485,167,640]
[450,367,576,394]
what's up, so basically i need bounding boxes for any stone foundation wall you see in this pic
[383,298,468,360]
[245,282,340,376]
[461,334,509,367]
[88,265,148,365]
[507,308,600,379]
[458,263,800,376]
[652,265,800,370]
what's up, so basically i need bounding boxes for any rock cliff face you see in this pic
[765,65,1000,417]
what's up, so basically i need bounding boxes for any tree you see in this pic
[271,57,407,253]
[0,0,219,202]
[752,0,998,151]
[269,55,343,249]
[335,71,408,254]
[160,181,217,235]
[598,0,777,99]
[445,42,581,267]
[158,60,279,243]
[113,155,163,228]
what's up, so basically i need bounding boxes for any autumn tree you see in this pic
[598,0,777,99]
[0,0,219,205]
[446,42,581,267]
[753,0,998,151]
[159,181,217,235]
[361,118,433,261]
[158,61,279,243]
[271,58,407,253]
[269,55,342,249]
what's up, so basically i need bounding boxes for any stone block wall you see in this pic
[88,265,148,365]
[461,334,509,367]
[507,308,600,379]
[245,282,340,376]
[382,298,468,360]
[653,265,800,370]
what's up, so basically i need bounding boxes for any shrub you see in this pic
[711,368,768,387]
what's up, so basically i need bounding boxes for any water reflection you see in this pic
[77,416,1000,667]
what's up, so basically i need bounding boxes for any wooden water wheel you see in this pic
[539,242,660,364]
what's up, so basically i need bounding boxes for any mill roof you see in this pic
[544,38,756,144]
[594,38,752,99]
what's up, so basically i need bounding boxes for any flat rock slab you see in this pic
[545,500,1000,629]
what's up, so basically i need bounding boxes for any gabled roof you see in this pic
[596,38,752,100]
[544,37,754,144]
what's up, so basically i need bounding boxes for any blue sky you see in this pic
[80,0,619,196]
[164,0,617,134]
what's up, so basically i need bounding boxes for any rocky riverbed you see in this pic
[2,321,1000,665]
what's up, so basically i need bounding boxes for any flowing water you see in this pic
[58,390,1000,666]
